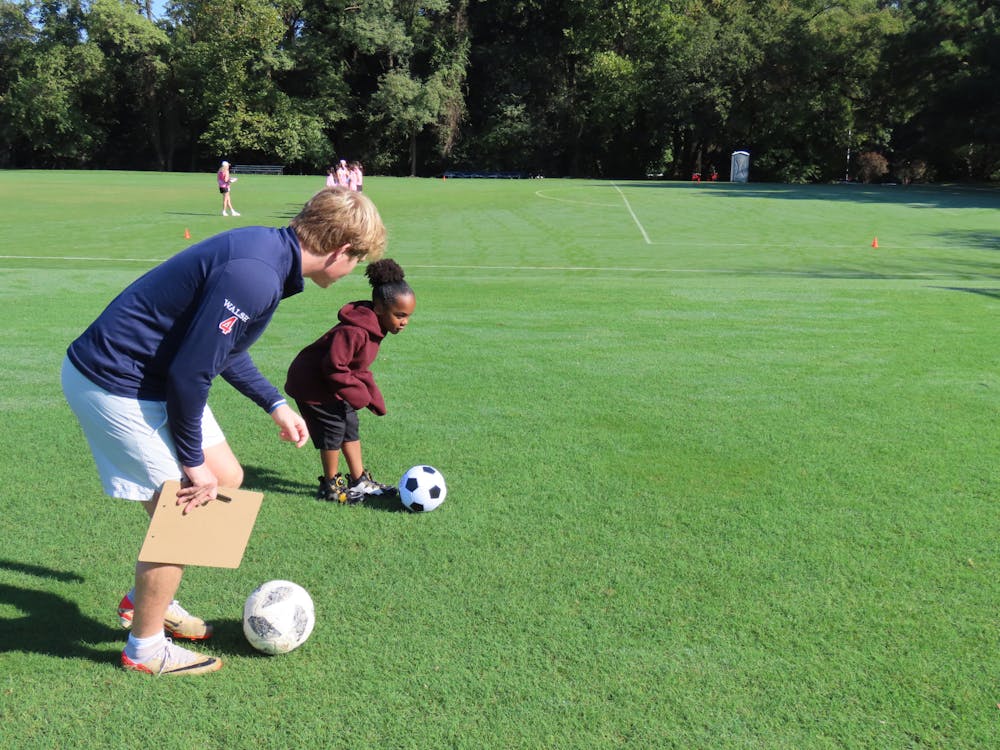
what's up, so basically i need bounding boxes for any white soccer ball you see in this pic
[399,465,447,512]
[242,580,315,655]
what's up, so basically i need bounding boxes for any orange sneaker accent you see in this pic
[117,594,134,629]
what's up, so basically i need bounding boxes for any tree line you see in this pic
[1,0,996,182]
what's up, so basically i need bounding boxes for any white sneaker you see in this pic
[121,638,222,676]
[230,210,240,217]
[350,469,398,497]
[222,210,228,216]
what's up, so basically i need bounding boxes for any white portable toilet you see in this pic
[731,151,750,183]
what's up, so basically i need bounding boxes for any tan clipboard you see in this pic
[138,480,264,568]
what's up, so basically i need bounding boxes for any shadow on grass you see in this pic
[242,465,407,512]
[202,618,267,657]
[0,582,120,664]
[930,286,1000,300]
[626,181,1000,210]
[242,464,316,496]
[361,493,408,513]
[932,230,1000,252]
[0,559,85,583]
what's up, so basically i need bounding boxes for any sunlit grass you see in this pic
[1,171,998,748]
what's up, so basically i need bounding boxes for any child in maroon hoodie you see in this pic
[285,259,415,503]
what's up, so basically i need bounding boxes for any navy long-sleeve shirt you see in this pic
[67,226,304,466]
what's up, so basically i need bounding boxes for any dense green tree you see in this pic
[566,0,686,177]
[303,0,469,174]
[167,0,330,168]
[0,0,994,180]
[85,0,171,169]
[720,0,901,182]
[0,1,36,166]
[884,0,1000,180]
[0,0,106,167]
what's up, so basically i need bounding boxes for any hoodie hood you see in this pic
[337,300,386,340]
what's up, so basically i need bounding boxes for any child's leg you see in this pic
[320,449,341,479]
[341,440,363,482]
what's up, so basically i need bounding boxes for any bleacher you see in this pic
[232,164,284,175]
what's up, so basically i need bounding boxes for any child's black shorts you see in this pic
[294,399,360,450]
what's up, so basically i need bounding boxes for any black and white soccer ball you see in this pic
[398,465,447,512]
[242,580,315,655]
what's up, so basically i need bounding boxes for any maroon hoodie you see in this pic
[285,301,387,415]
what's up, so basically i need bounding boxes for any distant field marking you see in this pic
[534,183,652,244]
[533,189,619,208]
[611,183,652,245]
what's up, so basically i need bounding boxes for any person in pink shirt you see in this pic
[335,159,350,187]
[349,161,364,192]
[326,166,337,188]
[217,161,240,216]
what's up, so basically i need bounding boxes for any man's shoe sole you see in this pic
[121,651,223,676]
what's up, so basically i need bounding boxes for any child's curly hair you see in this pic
[366,259,413,306]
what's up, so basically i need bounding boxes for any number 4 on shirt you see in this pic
[218,316,238,335]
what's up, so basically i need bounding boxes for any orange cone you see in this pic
[184,228,191,240]
[871,236,878,248]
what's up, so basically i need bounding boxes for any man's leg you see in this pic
[131,560,184,639]
[122,559,221,675]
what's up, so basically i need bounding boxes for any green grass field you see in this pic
[1,170,998,748]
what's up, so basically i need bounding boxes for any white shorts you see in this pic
[61,355,226,501]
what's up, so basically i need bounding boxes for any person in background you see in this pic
[326,166,337,189]
[349,161,364,192]
[217,161,240,217]
[336,159,350,187]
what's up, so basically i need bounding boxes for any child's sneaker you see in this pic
[117,594,214,640]
[318,474,365,504]
[317,474,348,502]
[121,639,222,676]
[350,469,398,497]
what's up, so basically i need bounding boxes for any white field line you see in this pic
[612,183,651,244]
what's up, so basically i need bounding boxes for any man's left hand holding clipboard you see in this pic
[139,480,265,568]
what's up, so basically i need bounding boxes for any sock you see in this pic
[125,631,166,662]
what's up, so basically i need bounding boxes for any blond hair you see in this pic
[290,187,386,261]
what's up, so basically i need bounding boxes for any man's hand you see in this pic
[176,463,220,515]
[271,403,309,447]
